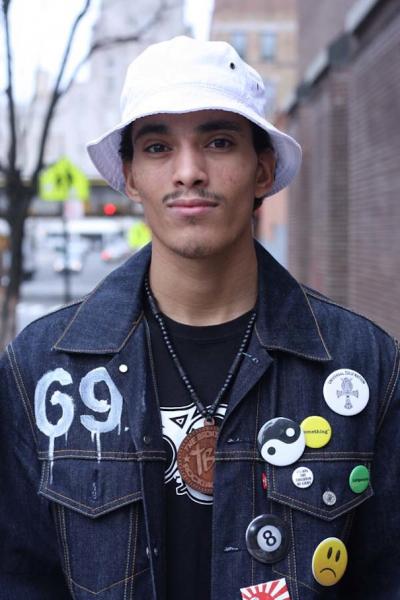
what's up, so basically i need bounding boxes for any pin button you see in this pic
[143,435,152,445]
[323,368,369,416]
[245,514,290,564]
[312,537,348,586]
[292,466,314,489]
[301,415,332,448]
[119,364,128,373]
[257,417,305,467]
[349,465,370,493]
[322,490,337,506]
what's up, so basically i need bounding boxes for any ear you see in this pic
[122,161,142,203]
[254,150,276,198]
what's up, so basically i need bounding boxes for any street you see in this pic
[17,245,130,334]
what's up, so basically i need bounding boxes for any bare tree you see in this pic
[0,0,169,348]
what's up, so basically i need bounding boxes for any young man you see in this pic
[0,36,399,600]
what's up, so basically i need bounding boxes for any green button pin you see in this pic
[349,465,370,493]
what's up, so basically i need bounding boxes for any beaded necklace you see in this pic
[145,276,256,494]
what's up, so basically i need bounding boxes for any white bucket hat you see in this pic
[87,36,301,198]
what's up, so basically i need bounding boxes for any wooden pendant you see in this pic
[177,422,219,495]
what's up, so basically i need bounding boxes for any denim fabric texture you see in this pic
[0,242,399,599]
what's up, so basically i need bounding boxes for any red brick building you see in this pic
[286,0,400,337]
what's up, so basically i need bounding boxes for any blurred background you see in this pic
[0,0,399,349]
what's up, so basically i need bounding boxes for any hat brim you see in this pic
[87,84,302,198]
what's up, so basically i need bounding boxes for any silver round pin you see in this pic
[322,490,337,506]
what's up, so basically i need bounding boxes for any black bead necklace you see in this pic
[144,275,256,422]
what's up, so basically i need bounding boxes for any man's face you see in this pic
[123,110,275,260]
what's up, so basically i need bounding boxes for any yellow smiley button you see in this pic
[312,537,348,586]
[301,416,332,449]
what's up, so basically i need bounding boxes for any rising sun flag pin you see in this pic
[240,577,291,600]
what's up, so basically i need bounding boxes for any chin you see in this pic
[171,241,215,259]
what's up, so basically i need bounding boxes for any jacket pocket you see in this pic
[265,455,373,593]
[39,459,150,598]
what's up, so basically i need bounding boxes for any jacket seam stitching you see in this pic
[41,487,142,512]
[7,343,38,446]
[377,340,400,431]
[38,450,165,458]
[269,487,372,518]
[59,504,76,600]
[300,285,332,359]
[123,504,135,600]
[71,567,150,595]
[54,311,143,354]
[131,505,139,600]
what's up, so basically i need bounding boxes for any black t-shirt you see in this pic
[146,307,252,600]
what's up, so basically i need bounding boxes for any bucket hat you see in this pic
[87,36,301,198]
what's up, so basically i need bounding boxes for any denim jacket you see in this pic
[1,242,399,600]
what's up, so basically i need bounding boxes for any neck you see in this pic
[148,239,258,326]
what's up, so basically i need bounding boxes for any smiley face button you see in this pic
[246,514,290,564]
[257,417,305,466]
[312,537,348,586]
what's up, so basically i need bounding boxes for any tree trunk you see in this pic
[0,182,33,349]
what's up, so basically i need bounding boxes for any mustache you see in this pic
[162,189,224,204]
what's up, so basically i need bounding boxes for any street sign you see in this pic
[39,157,89,202]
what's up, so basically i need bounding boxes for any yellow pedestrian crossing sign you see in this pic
[128,221,151,249]
[39,157,89,201]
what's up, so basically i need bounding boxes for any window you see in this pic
[260,32,277,61]
[230,32,247,59]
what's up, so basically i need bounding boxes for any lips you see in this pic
[166,198,218,208]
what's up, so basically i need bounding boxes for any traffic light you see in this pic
[103,202,117,216]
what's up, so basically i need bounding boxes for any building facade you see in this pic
[286,0,400,338]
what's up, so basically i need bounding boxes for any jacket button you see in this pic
[322,490,337,506]
[119,364,128,373]
[143,435,152,445]
[146,546,150,559]
[153,547,159,557]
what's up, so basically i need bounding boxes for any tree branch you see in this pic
[2,0,18,175]
[31,0,92,187]
[62,0,168,96]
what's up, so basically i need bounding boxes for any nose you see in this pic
[172,146,209,189]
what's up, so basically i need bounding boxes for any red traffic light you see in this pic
[103,202,117,216]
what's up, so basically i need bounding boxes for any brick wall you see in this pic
[347,6,400,336]
[288,72,350,304]
[287,0,400,338]
[297,0,358,80]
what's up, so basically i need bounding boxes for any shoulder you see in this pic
[302,285,399,391]
[12,298,84,354]
[303,284,397,345]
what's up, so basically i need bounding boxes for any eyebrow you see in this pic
[132,119,244,143]
[133,124,168,142]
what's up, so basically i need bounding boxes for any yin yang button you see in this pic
[246,514,290,564]
[257,417,305,466]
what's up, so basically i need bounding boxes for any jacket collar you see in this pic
[254,243,331,361]
[54,242,331,362]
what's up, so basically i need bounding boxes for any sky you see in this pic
[1,0,214,102]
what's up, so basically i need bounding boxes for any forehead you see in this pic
[131,109,252,136]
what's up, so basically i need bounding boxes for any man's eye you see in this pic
[145,143,168,153]
[208,138,233,149]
